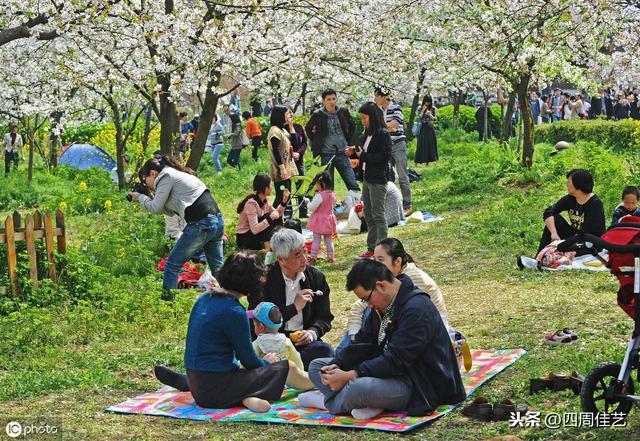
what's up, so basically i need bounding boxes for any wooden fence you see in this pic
[0,209,66,296]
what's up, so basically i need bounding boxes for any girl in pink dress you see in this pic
[305,171,337,264]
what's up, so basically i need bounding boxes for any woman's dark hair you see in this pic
[242,111,252,120]
[376,238,414,267]
[622,185,640,200]
[138,155,194,181]
[212,113,218,121]
[358,101,386,135]
[230,113,241,131]
[422,95,433,107]
[179,112,188,118]
[216,252,267,298]
[270,106,288,128]
[314,170,333,191]
[566,168,594,193]
[237,173,272,213]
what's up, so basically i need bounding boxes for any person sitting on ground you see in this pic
[251,228,335,370]
[518,169,605,268]
[611,185,640,226]
[153,252,314,413]
[337,237,449,352]
[303,259,465,419]
[236,173,290,251]
[249,302,306,371]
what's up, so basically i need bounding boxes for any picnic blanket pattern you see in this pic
[539,251,608,272]
[106,348,526,433]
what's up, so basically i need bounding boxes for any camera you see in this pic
[126,182,151,201]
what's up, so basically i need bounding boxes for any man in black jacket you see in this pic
[589,88,614,119]
[307,259,465,418]
[305,89,360,192]
[249,228,335,369]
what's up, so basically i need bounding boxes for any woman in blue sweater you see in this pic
[154,252,313,413]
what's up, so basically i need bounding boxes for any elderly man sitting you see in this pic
[302,259,465,419]
[249,228,335,369]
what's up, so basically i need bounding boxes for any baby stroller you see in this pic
[558,217,640,419]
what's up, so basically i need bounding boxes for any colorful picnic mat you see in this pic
[106,348,526,433]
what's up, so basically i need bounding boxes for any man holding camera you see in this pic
[373,87,412,216]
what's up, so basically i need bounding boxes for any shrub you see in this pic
[436,105,502,137]
[61,123,103,145]
[534,119,640,150]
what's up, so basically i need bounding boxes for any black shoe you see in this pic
[161,289,175,301]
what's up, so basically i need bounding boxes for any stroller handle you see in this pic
[557,233,640,254]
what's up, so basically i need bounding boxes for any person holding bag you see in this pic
[268,106,299,219]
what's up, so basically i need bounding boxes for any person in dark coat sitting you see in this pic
[249,228,335,369]
[304,259,465,419]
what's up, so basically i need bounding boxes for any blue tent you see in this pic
[59,143,116,171]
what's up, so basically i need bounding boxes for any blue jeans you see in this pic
[321,153,359,191]
[211,143,223,172]
[335,309,371,355]
[308,357,412,414]
[163,213,224,290]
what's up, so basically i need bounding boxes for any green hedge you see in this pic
[436,105,502,137]
[534,119,640,150]
[61,123,103,144]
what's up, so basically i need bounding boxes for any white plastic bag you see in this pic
[198,269,219,292]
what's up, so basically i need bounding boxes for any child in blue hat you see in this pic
[249,302,306,372]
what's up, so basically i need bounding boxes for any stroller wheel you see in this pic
[581,362,635,418]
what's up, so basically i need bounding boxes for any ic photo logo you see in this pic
[3,419,60,439]
[5,421,21,438]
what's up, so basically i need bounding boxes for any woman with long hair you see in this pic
[154,252,313,413]
[267,106,299,219]
[227,113,244,169]
[415,95,438,165]
[129,155,224,298]
[346,102,391,258]
[236,173,290,251]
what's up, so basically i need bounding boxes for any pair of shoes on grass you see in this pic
[461,397,529,421]
[544,328,578,346]
[529,371,584,395]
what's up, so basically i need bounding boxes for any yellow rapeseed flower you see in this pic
[79,182,87,190]
[59,201,68,211]
[84,198,92,205]
[104,200,112,210]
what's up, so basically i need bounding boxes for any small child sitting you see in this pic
[249,302,305,371]
[612,186,640,226]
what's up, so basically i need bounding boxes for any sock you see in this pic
[297,391,327,410]
[154,365,190,392]
[351,408,384,420]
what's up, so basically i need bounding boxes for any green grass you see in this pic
[1,140,640,439]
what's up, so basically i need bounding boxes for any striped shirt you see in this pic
[382,101,405,143]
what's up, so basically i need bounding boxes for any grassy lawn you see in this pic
[1,136,639,439]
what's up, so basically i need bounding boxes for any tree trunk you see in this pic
[159,81,177,155]
[293,82,307,114]
[49,110,62,168]
[25,118,34,183]
[186,77,220,171]
[407,68,427,142]
[140,105,152,164]
[482,90,489,142]
[517,73,534,167]
[501,90,517,143]
[107,97,127,188]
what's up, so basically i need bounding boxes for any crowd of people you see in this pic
[121,86,469,419]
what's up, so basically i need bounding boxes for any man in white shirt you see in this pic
[3,123,23,177]
[250,228,335,369]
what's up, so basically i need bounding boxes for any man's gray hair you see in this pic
[271,228,305,259]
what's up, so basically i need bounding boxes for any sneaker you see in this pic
[357,250,374,259]
[544,330,576,346]
[517,255,538,269]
